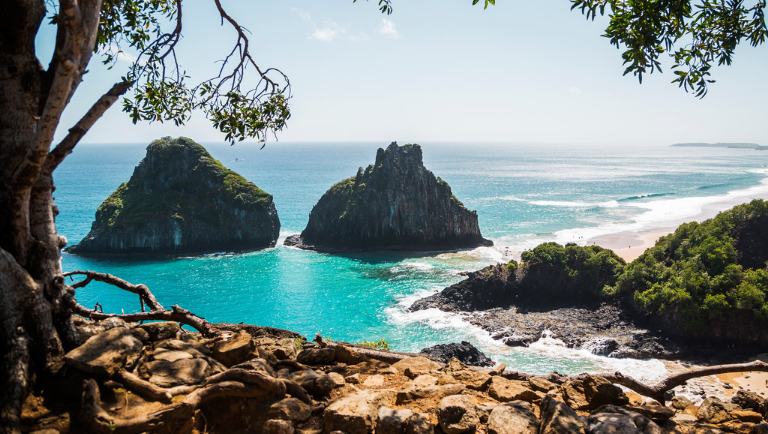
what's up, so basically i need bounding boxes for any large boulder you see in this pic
[583,375,629,409]
[289,370,334,396]
[284,142,492,252]
[488,377,541,403]
[589,405,662,434]
[268,398,311,423]
[145,358,210,387]
[450,370,492,391]
[487,401,540,434]
[323,390,396,434]
[396,383,466,404]
[419,341,495,367]
[297,348,335,365]
[212,330,255,367]
[697,397,735,424]
[63,327,142,376]
[539,395,589,434]
[67,136,280,255]
[437,395,479,434]
[377,407,413,434]
[391,357,441,379]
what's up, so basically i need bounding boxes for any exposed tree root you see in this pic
[588,360,768,404]
[114,366,311,406]
[63,270,220,337]
[314,334,433,365]
[81,378,272,434]
[114,370,172,403]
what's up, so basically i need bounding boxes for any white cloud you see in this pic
[379,18,399,38]
[312,23,341,42]
[294,9,368,42]
[567,86,583,94]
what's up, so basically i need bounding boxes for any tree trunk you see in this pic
[0,1,106,433]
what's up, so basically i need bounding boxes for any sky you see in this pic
[37,0,768,146]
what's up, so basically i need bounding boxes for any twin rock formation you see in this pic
[68,139,490,256]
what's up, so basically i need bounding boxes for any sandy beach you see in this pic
[591,228,676,262]
[586,191,768,262]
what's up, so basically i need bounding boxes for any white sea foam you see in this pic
[528,199,620,208]
[488,169,768,254]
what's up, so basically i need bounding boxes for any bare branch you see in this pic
[64,270,163,310]
[42,81,134,177]
[64,270,220,337]
[590,360,768,404]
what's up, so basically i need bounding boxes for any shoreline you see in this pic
[584,191,768,262]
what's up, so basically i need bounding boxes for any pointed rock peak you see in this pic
[374,141,423,167]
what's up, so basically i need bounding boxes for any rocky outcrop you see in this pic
[66,136,279,255]
[39,317,768,434]
[410,243,625,313]
[419,341,494,367]
[284,142,491,252]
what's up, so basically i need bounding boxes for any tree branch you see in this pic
[590,360,768,404]
[42,81,134,177]
[64,270,163,310]
[64,270,220,337]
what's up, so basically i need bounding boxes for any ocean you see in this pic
[56,142,768,382]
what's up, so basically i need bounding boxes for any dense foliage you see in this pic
[607,199,768,330]
[517,242,627,300]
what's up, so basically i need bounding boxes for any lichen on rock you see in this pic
[285,142,492,252]
[67,136,279,255]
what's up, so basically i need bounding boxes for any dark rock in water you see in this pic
[66,137,279,255]
[419,341,495,367]
[502,335,534,347]
[284,142,492,252]
[582,338,619,356]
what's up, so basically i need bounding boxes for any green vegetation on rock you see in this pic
[519,242,627,299]
[97,137,271,229]
[607,199,768,331]
[357,339,391,351]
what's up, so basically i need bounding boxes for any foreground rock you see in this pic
[419,341,495,367]
[284,142,492,252]
[67,136,280,255]
[29,316,768,434]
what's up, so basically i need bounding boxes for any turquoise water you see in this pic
[56,142,768,379]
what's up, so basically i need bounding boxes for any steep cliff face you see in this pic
[285,142,492,251]
[67,137,279,255]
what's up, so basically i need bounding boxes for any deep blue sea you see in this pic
[56,142,768,381]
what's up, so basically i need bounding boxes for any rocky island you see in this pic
[66,137,280,255]
[285,142,492,252]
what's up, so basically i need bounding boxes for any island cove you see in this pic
[411,200,768,359]
[54,143,768,426]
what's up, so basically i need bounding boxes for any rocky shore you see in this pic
[26,317,768,434]
[285,142,492,252]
